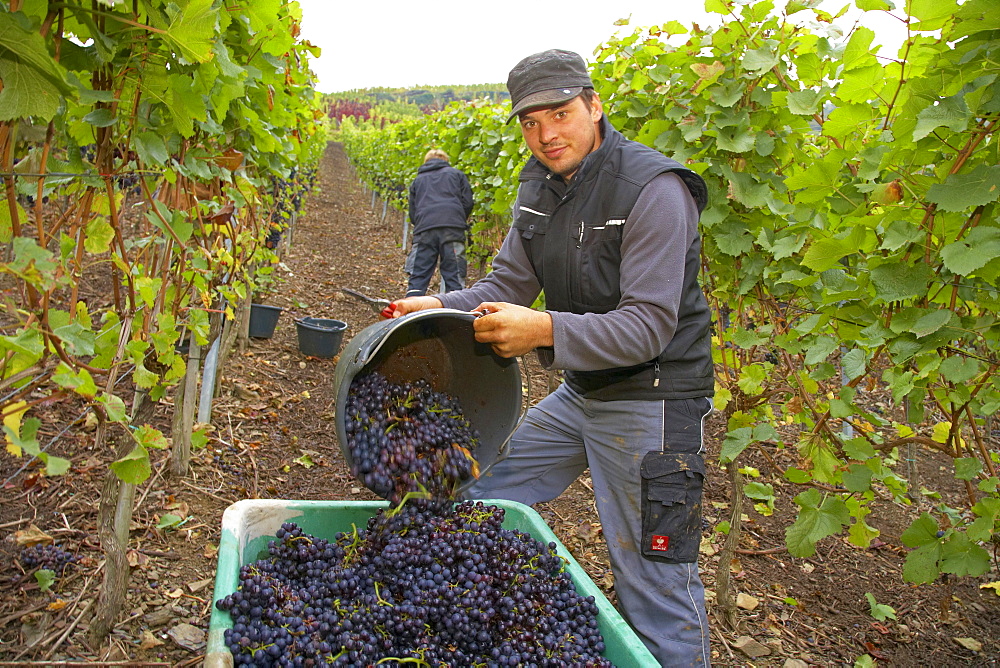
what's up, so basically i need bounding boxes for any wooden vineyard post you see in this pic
[170,340,202,477]
[286,211,297,250]
[903,396,920,502]
[238,282,253,351]
[212,308,242,399]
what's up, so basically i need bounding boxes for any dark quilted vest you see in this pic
[513,117,714,400]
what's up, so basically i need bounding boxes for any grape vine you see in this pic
[338,0,1000,590]
[1,0,327,639]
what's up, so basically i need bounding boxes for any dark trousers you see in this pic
[405,227,467,296]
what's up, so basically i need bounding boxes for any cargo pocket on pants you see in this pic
[640,451,705,564]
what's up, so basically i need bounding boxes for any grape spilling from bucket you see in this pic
[344,371,480,505]
[216,500,612,667]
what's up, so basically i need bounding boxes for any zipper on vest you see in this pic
[653,361,661,388]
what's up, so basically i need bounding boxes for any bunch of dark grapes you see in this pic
[20,544,80,574]
[212,441,249,486]
[115,172,142,196]
[344,371,480,506]
[216,501,612,667]
[79,144,97,163]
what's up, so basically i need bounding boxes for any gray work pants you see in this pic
[404,228,466,297]
[467,382,713,667]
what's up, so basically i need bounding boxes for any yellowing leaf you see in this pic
[3,401,28,456]
[979,582,1000,597]
[83,215,115,254]
[47,599,68,611]
[0,196,25,243]
[932,421,952,443]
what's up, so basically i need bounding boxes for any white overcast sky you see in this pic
[296,1,909,93]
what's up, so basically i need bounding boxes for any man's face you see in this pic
[517,94,603,181]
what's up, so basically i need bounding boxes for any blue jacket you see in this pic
[408,159,474,235]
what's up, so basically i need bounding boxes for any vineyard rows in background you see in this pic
[338,0,1000,613]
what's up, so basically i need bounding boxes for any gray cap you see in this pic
[506,49,593,123]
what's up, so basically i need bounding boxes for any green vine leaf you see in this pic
[954,457,983,481]
[940,532,991,578]
[785,488,850,557]
[864,592,897,621]
[901,513,940,548]
[110,444,151,484]
[913,95,973,141]
[164,0,220,64]
[3,416,71,475]
[909,0,959,29]
[869,263,933,303]
[939,226,1000,276]
[841,27,877,71]
[135,131,170,165]
[97,394,128,422]
[0,11,73,121]
[926,165,1000,212]
[35,569,56,592]
[134,424,169,450]
[52,364,98,398]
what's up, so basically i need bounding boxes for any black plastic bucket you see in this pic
[248,303,283,338]
[296,317,348,358]
[333,309,525,493]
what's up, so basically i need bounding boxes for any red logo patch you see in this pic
[651,535,670,552]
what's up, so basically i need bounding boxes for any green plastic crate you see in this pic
[206,499,658,667]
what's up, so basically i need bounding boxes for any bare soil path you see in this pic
[1,141,998,667]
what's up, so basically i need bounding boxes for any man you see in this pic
[388,49,714,666]
[404,149,474,296]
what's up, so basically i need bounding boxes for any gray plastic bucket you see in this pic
[333,308,525,493]
[295,317,348,358]
[248,303,282,338]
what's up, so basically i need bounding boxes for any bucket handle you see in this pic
[294,317,341,331]
[352,332,385,366]
[494,355,532,463]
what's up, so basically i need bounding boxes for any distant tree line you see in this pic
[324,84,507,122]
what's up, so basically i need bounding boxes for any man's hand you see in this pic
[472,302,553,358]
[387,295,442,317]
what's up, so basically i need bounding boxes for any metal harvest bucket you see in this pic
[333,309,526,493]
